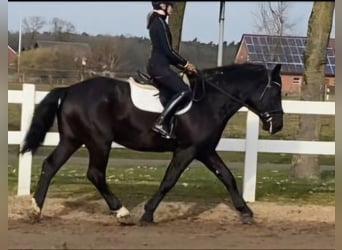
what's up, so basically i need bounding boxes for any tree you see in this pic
[89,36,131,73]
[168,1,186,53]
[291,2,335,179]
[252,2,296,36]
[252,2,297,61]
[22,16,46,45]
[50,17,76,41]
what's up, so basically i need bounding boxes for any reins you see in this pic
[189,70,283,119]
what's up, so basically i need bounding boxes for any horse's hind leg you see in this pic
[140,147,196,225]
[86,142,128,220]
[197,150,254,224]
[31,138,81,221]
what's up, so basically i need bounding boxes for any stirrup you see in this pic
[152,125,174,139]
[152,124,169,136]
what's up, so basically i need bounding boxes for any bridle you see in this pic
[259,73,281,101]
[256,74,283,133]
[189,70,284,133]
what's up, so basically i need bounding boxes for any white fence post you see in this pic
[17,84,35,196]
[242,111,260,202]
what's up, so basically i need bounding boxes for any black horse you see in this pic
[21,62,284,225]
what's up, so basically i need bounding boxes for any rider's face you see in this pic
[166,5,173,15]
[160,3,173,15]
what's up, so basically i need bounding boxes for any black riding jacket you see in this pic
[147,12,188,69]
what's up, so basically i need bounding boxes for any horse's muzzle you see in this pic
[261,116,283,134]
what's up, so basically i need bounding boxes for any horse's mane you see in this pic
[202,63,267,75]
[186,63,269,100]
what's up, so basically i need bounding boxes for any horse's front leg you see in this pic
[140,147,196,225]
[197,150,254,224]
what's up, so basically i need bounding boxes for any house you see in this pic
[8,45,17,66]
[234,34,335,96]
[33,40,92,65]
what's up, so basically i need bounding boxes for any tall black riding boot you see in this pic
[152,90,191,139]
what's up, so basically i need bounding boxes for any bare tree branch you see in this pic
[252,2,296,36]
[22,16,46,45]
[50,17,76,41]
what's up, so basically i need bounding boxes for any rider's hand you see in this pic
[184,62,198,74]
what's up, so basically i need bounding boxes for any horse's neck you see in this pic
[199,87,243,120]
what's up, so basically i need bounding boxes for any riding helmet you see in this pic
[151,1,176,9]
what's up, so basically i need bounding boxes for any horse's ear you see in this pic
[272,64,282,75]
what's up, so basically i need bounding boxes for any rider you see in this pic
[147,1,198,139]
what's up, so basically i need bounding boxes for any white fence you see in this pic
[8,84,335,202]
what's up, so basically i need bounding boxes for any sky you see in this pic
[8,1,335,44]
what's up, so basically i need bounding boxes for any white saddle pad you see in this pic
[127,76,192,115]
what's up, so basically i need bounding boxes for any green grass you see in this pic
[8,158,335,207]
[8,145,335,166]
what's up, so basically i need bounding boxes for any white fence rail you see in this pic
[8,84,335,202]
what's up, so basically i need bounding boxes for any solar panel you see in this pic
[328,56,335,64]
[326,65,332,76]
[288,38,296,46]
[245,36,253,44]
[293,55,301,63]
[290,46,298,54]
[327,48,334,57]
[242,34,335,76]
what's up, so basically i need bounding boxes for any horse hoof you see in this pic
[139,219,155,227]
[117,216,135,226]
[139,213,155,226]
[28,210,41,223]
[114,206,135,225]
[28,198,41,223]
[241,214,254,225]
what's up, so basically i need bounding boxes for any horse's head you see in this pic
[253,64,284,134]
[197,63,284,135]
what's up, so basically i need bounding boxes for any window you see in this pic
[293,77,301,85]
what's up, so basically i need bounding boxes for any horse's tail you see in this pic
[20,87,68,155]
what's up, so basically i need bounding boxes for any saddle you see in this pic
[127,70,192,115]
